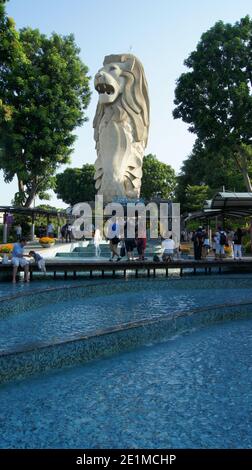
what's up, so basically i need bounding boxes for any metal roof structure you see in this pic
[185,192,252,222]
[0,205,66,219]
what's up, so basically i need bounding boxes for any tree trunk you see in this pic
[239,148,252,192]
[24,189,36,208]
[234,147,252,192]
[241,168,252,192]
[18,176,25,193]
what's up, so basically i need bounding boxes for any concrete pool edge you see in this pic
[2,275,252,319]
[1,301,252,385]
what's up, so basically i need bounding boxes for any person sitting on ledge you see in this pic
[162,236,175,262]
[11,238,30,283]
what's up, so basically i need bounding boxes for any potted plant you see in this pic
[39,237,55,248]
[0,244,13,255]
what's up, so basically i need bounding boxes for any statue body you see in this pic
[93,54,149,202]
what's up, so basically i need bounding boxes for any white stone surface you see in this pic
[93,54,150,202]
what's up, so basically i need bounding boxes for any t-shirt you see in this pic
[32,253,43,262]
[233,231,242,244]
[12,243,24,257]
[108,219,120,239]
[162,239,175,251]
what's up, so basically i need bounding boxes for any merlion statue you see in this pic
[93,54,149,202]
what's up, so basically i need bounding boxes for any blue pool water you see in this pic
[0,317,251,448]
[1,284,252,352]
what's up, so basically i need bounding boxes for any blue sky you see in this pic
[1,0,252,207]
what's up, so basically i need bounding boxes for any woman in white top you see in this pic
[162,237,175,262]
[94,228,102,257]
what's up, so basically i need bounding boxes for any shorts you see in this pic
[125,239,136,251]
[38,259,46,272]
[12,257,29,268]
[110,237,120,246]
[215,244,225,255]
[163,249,174,255]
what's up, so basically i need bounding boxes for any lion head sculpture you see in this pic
[93,54,150,202]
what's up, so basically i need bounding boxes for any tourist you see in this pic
[15,223,22,242]
[47,221,54,238]
[94,228,102,257]
[162,236,175,262]
[61,223,67,242]
[226,228,235,259]
[233,228,243,260]
[124,217,136,260]
[192,226,204,260]
[66,223,73,243]
[202,231,210,259]
[136,225,147,261]
[11,238,29,283]
[107,210,121,261]
[29,250,46,273]
[214,227,227,259]
[38,224,46,238]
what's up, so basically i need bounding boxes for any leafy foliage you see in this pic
[184,184,210,213]
[55,164,96,205]
[175,140,245,212]
[0,19,91,207]
[173,16,252,191]
[141,154,176,200]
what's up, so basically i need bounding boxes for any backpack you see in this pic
[219,231,227,245]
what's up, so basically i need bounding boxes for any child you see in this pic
[29,250,46,273]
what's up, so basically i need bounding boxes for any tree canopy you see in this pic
[173,16,252,191]
[55,155,176,205]
[0,15,91,207]
[140,154,176,200]
[175,140,245,212]
[55,164,96,205]
[0,0,24,124]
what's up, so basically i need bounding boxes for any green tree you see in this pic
[184,184,210,213]
[141,154,176,200]
[0,26,91,207]
[55,164,96,205]
[0,0,25,123]
[176,140,245,212]
[173,16,252,191]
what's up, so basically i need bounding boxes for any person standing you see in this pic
[124,217,136,261]
[47,221,54,238]
[94,228,102,257]
[192,227,204,260]
[107,211,121,261]
[214,227,227,259]
[66,223,73,243]
[15,224,22,242]
[233,228,243,260]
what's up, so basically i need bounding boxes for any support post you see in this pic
[31,214,35,241]
[3,222,8,243]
